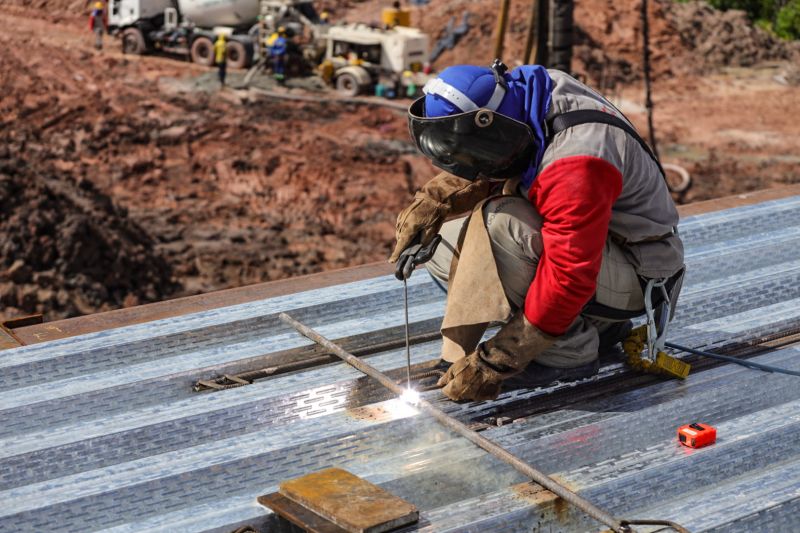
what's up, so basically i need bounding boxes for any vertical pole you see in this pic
[494,0,511,60]
[523,0,539,64]
[549,0,573,72]
[641,0,660,160]
[534,0,550,66]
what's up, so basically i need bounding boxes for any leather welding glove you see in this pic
[437,312,556,401]
[388,172,492,263]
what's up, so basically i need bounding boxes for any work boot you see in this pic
[598,320,633,355]
[501,358,600,391]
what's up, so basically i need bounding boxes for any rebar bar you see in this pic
[279,313,632,532]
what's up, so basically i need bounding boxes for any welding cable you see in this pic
[665,342,800,377]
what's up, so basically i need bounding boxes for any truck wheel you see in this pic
[190,37,214,66]
[121,28,146,55]
[225,40,248,69]
[335,73,361,97]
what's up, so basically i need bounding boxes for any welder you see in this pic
[390,61,685,402]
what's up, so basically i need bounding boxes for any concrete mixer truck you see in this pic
[107,0,321,68]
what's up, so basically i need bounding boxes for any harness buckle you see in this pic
[490,59,508,90]
[643,278,671,363]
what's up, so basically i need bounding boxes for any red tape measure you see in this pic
[677,422,716,448]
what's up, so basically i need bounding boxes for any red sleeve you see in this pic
[524,155,623,336]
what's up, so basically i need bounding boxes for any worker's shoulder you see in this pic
[543,71,643,169]
[545,70,624,122]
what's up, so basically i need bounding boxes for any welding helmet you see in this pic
[407,61,537,181]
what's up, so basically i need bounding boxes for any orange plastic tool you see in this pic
[678,422,717,448]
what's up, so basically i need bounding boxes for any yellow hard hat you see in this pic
[94,1,103,8]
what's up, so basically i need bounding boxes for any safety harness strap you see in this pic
[547,109,665,177]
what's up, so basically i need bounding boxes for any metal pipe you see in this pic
[279,313,628,532]
[493,0,511,60]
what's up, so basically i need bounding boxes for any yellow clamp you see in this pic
[623,325,690,379]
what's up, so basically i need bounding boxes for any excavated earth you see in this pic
[1,0,799,321]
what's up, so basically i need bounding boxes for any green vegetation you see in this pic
[775,0,800,38]
[701,0,800,39]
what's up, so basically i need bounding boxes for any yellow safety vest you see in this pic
[214,39,226,63]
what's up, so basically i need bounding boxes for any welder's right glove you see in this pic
[437,312,556,401]
[388,172,492,263]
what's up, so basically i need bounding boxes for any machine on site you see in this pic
[107,0,432,97]
[106,0,322,68]
[319,23,431,97]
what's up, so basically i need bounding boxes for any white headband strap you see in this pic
[423,77,506,113]
[485,83,506,111]
[423,78,479,113]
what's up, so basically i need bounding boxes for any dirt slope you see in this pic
[0,12,436,320]
[1,1,799,322]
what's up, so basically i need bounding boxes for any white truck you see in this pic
[322,23,430,97]
[107,0,320,68]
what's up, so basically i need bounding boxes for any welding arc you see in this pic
[279,313,690,533]
[666,342,800,377]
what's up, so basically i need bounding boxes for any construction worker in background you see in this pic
[267,27,288,82]
[402,70,417,98]
[214,33,227,86]
[391,61,685,402]
[88,1,106,50]
[383,1,406,29]
[347,51,365,66]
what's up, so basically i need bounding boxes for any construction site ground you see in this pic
[2,0,800,321]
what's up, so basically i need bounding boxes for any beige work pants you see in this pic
[427,196,645,368]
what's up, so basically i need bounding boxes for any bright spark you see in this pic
[400,387,420,405]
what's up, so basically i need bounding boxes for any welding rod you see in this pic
[279,313,635,533]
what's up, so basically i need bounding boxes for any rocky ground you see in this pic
[1,0,799,321]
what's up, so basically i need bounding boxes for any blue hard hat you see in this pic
[423,64,525,123]
[413,61,553,185]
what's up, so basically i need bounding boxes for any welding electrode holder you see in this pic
[394,234,442,281]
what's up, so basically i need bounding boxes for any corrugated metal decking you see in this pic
[3,196,800,532]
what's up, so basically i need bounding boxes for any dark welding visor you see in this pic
[407,97,536,181]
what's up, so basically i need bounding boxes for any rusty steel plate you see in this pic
[278,468,418,533]
[258,492,348,533]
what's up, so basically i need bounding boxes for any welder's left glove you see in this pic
[437,312,556,401]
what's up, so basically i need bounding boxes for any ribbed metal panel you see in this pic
[3,197,800,532]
